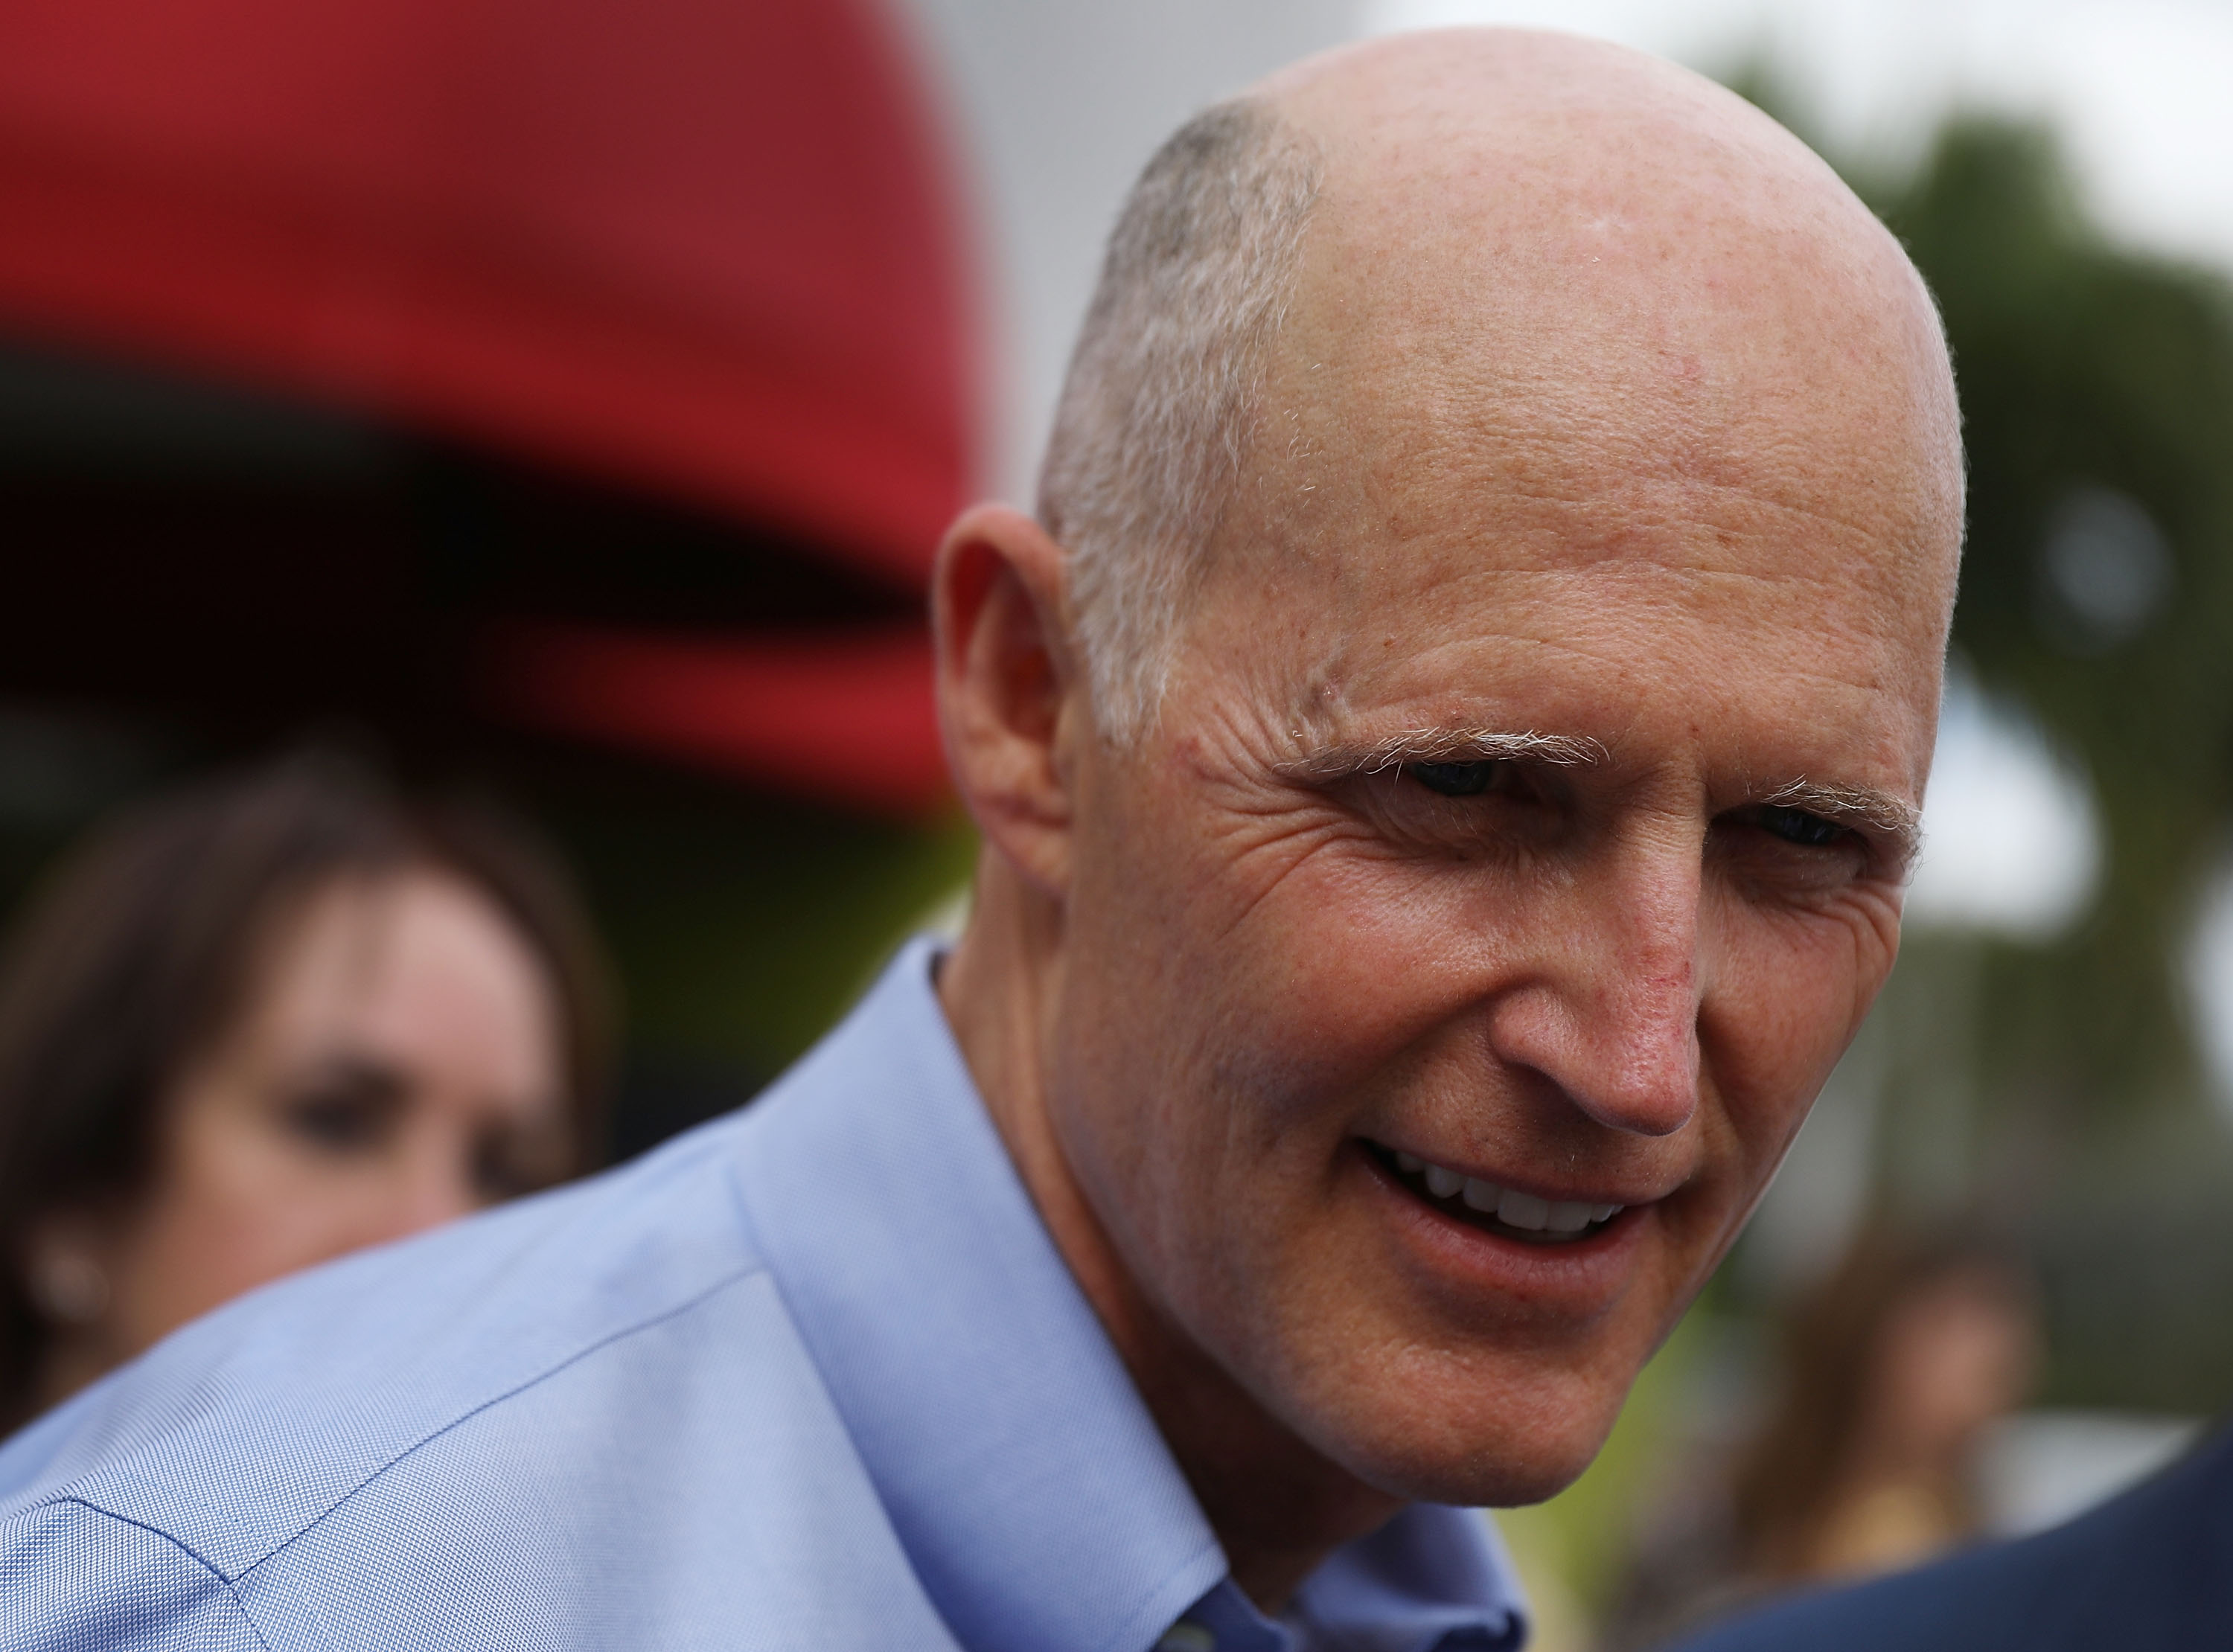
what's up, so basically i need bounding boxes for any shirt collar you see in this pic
[732,939,1527,1652]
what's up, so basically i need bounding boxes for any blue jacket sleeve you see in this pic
[1668,1423,2233,1652]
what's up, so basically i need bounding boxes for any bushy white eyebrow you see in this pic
[1761,778,1923,869]
[1280,726,1607,782]
[1280,729,1923,871]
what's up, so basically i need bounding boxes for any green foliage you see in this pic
[1880,121,2233,1117]
[1495,1307,1724,1619]
[535,777,976,1077]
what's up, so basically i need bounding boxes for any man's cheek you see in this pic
[1242,855,1488,1014]
[1713,913,1870,1075]
[1708,1022,1838,1215]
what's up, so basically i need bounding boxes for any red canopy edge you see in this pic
[0,0,980,588]
[0,145,959,587]
[483,620,952,816]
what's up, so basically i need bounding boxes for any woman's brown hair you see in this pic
[1728,1220,2028,1580]
[0,748,613,1427]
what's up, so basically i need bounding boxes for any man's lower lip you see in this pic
[1351,1142,1657,1307]
[1352,1144,1658,1331]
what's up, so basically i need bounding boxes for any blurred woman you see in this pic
[1729,1224,2039,1582]
[1606,1223,2039,1648]
[0,749,611,1430]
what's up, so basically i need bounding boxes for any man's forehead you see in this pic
[1277,555,1936,719]
[1236,326,1955,688]
[1224,208,1958,704]
[1265,201,1951,543]
[1159,32,1962,813]
[1262,31,1891,284]
[1241,35,1961,607]
[1195,472,1947,808]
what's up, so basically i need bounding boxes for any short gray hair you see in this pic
[1038,98,1323,741]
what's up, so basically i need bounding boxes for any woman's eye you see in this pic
[281,1095,384,1150]
[1757,804,1847,848]
[1407,760,1504,798]
[275,1069,401,1153]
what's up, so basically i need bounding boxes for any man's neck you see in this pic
[937,871,1403,1612]
[1113,1298,1408,1611]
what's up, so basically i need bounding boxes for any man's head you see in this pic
[936,27,1961,1528]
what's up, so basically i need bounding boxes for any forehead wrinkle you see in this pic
[1271,531,1940,710]
[1317,399,1944,567]
[1304,598,1914,702]
[1245,353,1955,638]
[1363,531,1931,615]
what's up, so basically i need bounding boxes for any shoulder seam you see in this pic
[43,1498,279,1650]
[241,1257,772,1581]
[61,1256,772,1587]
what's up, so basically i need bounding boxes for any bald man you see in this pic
[0,31,1961,1652]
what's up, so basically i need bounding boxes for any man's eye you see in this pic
[1757,804,1847,848]
[1407,761,1503,797]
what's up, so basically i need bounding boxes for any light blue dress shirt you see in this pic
[0,940,1527,1651]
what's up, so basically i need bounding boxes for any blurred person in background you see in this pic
[1729,1226,2038,1584]
[1672,1402,2233,1651]
[1610,1226,2038,1648]
[0,749,611,1432]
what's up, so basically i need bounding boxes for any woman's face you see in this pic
[1869,1266,2039,1464]
[37,868,569,1395]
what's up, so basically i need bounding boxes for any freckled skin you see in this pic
[934,30,1962,1612]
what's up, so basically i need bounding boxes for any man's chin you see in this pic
[1293,1363,1631,1511]
[1356,1433,1609,1511]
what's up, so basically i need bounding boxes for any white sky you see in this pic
[892,0,1355,505]
[1908,669,2099,940]
[2190,869,2233,1116]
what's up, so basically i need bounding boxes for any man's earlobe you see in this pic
[932,505,1081,894]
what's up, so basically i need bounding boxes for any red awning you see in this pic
[485,620,946,816]
[0,0,976,810]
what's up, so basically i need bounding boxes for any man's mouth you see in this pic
[1367,1142,1626,1244]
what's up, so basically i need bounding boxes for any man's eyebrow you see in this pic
[1279,734,1922,862]
[1760,778,1923,867]
[1280,726,1608,782]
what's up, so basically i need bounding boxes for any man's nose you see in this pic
[1486,835,1705,1139]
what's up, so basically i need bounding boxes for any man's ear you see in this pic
[932,504,1083,895]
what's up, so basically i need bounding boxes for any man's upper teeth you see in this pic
[1394,1150,1623,1229]
[1498,1190,1551,1229]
